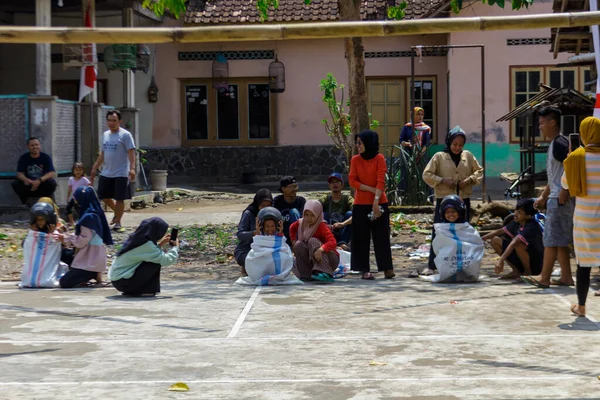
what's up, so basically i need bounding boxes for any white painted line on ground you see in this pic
[550,290,600,329]
[2,333,600,345]
[0,376,580,386]
[226,286,261,338]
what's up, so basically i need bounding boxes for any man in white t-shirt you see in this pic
[91,110,136,232]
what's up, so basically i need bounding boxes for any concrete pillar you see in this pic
[122,8,135,108]
[35,0,51,95]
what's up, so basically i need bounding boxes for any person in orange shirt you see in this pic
[348,130,395,280]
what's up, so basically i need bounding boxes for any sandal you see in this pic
[595,290,600,297]
[384,270,396,279]
[361,272,375,280]
[420,268,435,276]
[521,276,549,288]
[550,279,574,287]
[570,304,586,317]
[311,272,334,283]
[408,269,419,278]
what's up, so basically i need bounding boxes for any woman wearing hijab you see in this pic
[235,188,274,276]
[109,217,179,297]
[422,126,484,275]
[55,187,113,288]
[400,107,432,157]
[562,116,600,317]
[289,200,338,283]
[348,130,395,280]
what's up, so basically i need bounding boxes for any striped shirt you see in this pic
[562,152,600,267]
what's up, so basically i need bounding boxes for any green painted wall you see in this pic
[428,143,547,177]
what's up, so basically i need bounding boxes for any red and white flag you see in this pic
[591,0,600,118]
[78,3,97,102]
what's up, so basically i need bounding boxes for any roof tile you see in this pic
[184,0,446,24]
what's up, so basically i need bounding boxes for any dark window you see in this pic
[564,70,575,88]
[585,69,592,89]
[515,71,527,92]
[413,80,435,137]
[185,85,208,140]
[217,85,239,140]
[550,70,561,89]
[248,84,271,140]
[528,71,540,92]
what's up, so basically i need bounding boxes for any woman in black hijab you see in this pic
[347,130,395,280]
[421,126,484,275]
[234,188,274,276]
[109,217,179,297]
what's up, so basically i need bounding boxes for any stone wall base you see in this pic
[141,145,347,184]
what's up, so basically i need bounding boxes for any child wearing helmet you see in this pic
[427,195,484,283]
[440,194,467,224]
[257,207,284,236]
[236,207,301,286]
[482,198,544,279]
[29,202,58,233]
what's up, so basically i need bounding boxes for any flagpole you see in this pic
[591,0,600,118]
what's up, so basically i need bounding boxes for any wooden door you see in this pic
[367,79,406,158]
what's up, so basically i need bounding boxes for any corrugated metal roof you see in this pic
[496,85,593,122]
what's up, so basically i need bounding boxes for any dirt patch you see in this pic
[0,192,505,283]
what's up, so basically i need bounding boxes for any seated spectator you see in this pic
[320,172,353,249]
[236,207,301,286]
[274,176,306,245]
[290,200,339,283]
[482,198,544,280]
[12,137,57,205]
[234,188,274,276]
[54,187,113,288]
[109,217,179,297]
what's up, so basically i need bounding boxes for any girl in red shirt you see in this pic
[348,130,395,280]
[290,200,339,283]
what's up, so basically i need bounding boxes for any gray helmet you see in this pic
[30,202,57,226]
[257,207,283,225]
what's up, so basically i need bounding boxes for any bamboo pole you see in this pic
[0,11,599,44]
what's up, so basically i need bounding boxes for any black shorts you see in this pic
[501,238,542,275]
[97,176,131,201]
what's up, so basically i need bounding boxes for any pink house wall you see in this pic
[447,1,571,143]
[151,31,449,147]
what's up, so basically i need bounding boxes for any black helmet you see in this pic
[29,202,57,226]
[440,195,466,222]
[257,207,283,225]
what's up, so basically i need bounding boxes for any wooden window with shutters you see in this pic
[181,78,276,146]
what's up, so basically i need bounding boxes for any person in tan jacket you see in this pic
[420,126,484,275]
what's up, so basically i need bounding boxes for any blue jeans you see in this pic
[324,211,352,245]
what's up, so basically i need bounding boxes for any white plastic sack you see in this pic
[20,230,67,288]
[235,235,302,286]
[423,222,484,283]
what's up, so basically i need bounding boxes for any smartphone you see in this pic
[569,133,581,152]
[170,228,179,242]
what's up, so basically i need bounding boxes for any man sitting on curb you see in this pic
[12,137,57,205]
[320,172,353,250]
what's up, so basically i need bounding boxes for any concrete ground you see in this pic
[1,276,599,399]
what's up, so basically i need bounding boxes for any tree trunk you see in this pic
[338,0,370,147]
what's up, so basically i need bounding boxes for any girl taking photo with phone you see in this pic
[109,217,179,297]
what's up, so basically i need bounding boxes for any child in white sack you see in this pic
[423,195,484,283]
[235,207,302,286]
